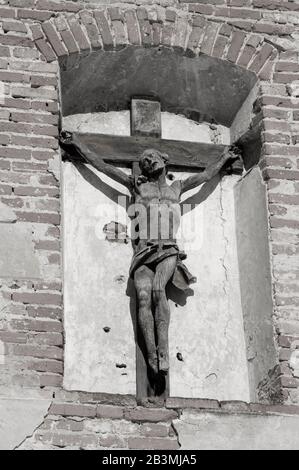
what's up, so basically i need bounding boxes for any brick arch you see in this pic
[30,6,278,80]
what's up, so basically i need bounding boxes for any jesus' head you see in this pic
[139,149,169,177]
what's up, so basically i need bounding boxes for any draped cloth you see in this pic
[129,241,197,292]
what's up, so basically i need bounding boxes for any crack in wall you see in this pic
[12,400,182,450]
[219,180,229,296]
[171,416,182,449]
[14,401,53,450]
[219,180,230,338]
[264,174,281,369]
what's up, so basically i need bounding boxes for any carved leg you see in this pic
[153,256,177,375]
[134,265,157,374]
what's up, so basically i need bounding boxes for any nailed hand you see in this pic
[59,130,74,146]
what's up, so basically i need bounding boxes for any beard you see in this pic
[147,161,165,176]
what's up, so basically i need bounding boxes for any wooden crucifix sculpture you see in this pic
[60,98,242,403]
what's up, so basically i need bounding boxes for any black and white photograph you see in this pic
[0,0,298,454]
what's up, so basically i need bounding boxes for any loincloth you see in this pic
[129,242,197,292]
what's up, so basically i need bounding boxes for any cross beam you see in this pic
[70,133,235,172]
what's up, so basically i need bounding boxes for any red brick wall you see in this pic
[0,0,298,448]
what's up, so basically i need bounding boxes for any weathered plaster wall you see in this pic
[0,224,41,279]
[63,161,136,393]
[62,110,230,143]
[169,173,249,400]
[63,111,249,400]
[0,397,51,450]
[173,409,299,450]
[235,167,277,402]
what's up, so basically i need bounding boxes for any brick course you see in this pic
[17,397,299,449]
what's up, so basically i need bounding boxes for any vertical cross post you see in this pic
[131,98,162,138]
[130,98,169,403]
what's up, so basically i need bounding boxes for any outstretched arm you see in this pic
[180,147,240,194]
[60,131,132,191]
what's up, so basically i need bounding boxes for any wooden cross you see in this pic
[73,112,236,173]
[66,98,242,402]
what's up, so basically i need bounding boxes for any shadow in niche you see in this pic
[180,173,221,212]
[67,156,223,401]
[72,161,130,207]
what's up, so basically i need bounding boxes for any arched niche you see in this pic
[60,45,256,127]
[60,45,276,403]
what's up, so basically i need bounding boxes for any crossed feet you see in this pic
[148,350,169,376]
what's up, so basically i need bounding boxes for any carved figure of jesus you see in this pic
[60,132,239,377]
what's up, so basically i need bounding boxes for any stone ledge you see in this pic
[53,390,137,407]
[166,397,299,415]
[166,397,220,410]
[48,397,299,423]
[49,402,179,422]
[124,407,178,423]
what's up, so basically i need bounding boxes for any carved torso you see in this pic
[131,179,182,250]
